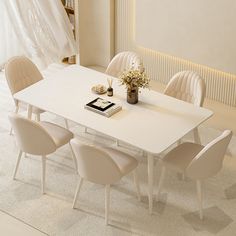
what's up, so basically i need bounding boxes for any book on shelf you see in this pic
[65,0,74,9]
[84,97,122,117]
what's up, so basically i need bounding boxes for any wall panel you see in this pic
[115,0,236,106]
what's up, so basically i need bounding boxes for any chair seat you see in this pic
[162,142,204,172]
[40,121,73,148]
[101,147,138,176]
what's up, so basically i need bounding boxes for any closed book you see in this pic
[84,97,122,117]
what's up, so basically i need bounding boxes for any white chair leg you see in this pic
[10,104,19,135]
[13,150,23,179]
[72,177,83,208]
[196,180,203,220]
[41,156,46,194]
[105,184,110,225]
[177,139,181,146]
[84,127,88,133]
[9,127,13,136]
[148,154,154,214]
[27,104,33,120]
[133,169,141,201]
[69,143,78,174]
[64,119,69,129]
[36,113,40,122]
[193,128,201,144]
[156,166,166,201]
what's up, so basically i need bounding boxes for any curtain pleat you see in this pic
[0,0,77,69]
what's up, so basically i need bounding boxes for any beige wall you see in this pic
[76,0,236,106]
[136,0,236,75]
[115,0,236,106]
[78,0,114,67]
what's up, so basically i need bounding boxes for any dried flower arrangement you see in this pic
[119,65,150,92]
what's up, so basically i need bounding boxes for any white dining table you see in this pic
[14,65,213,214]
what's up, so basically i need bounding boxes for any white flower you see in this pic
[119,67,150,92]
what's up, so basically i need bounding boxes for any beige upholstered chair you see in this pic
[105,52,144,146]
[9,114,78,194]
[156,130,232,220]
[5,56,44,125]
[105,51,143,78]
[70,138,141,225]
[164,71,206,144]
[5,56,70,131]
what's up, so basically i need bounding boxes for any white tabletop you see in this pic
[14,65,213,155]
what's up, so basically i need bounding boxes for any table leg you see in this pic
[148,153,154,214]
[27,104,33,120]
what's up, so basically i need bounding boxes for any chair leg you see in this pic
[13,150,23,179]
[193,128,201,144]
[9,127,13,136]
[41,156,46,194]
[35,113,40,122]
[148,154,154,214]
[64,119,69,129]
[69,143,78,174]
[177,139,181,146]
[10,104,19,135]
[72,177,83,208]
[23,152,29,158]
[105,185,110,225]
[196,180,203,220]
[27,104,33,120]
[156,166,166,201]
[133,169,141,201]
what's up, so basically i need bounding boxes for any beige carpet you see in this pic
[0,67,236,236]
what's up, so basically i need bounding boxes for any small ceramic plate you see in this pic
[91,84,107,94]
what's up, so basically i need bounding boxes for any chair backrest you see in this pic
[186,130,232,180]
[164,71,206,107]
[9,114,56,155]
[105,51,143,78]
[5,56,43,96]
[70,139,122,184]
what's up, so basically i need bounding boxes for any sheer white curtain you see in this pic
[0,1,24,69]
[0,0,77,69]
